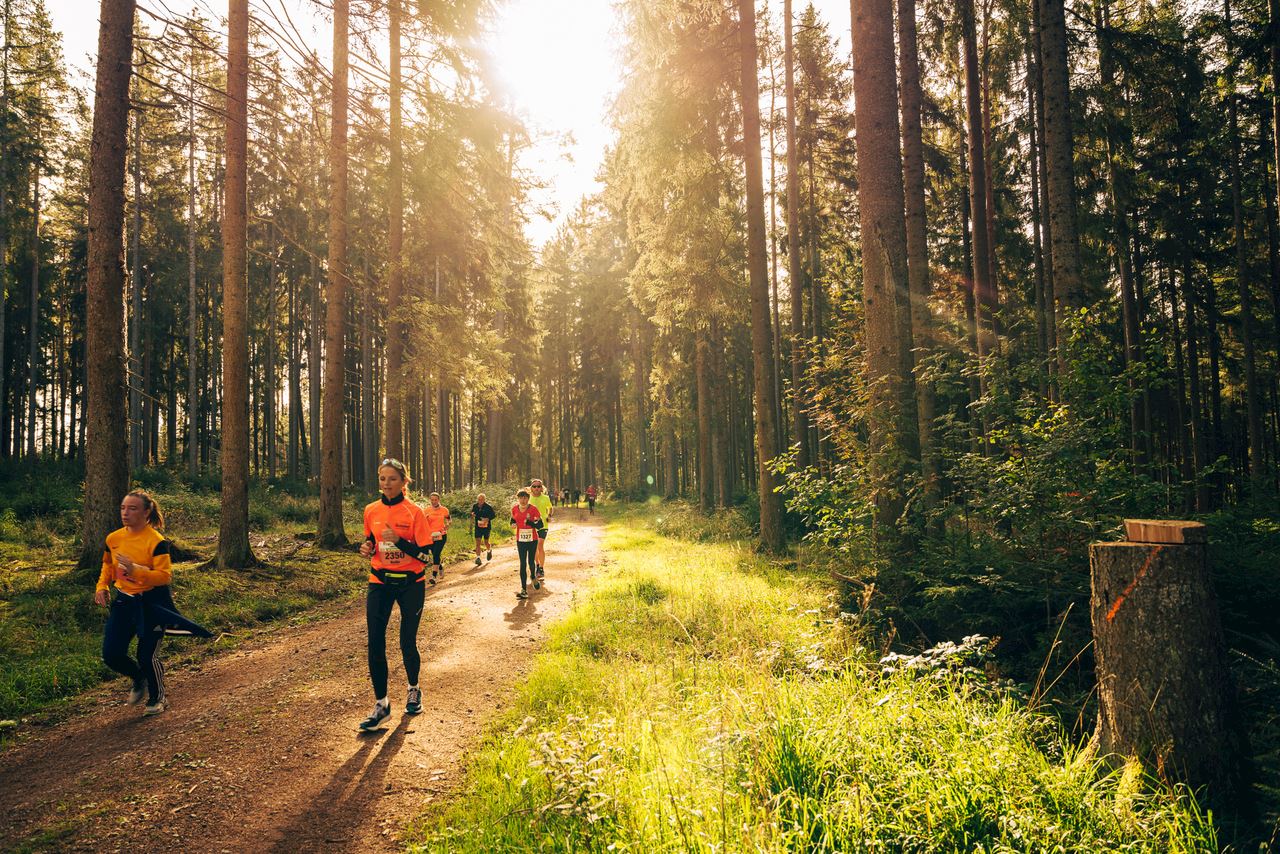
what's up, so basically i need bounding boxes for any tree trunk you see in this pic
[80,0,136,570]
[26,157,38,460]
[385,0,405,460]
[361,267,376,492]
[318,0,350,546]
[218,0,254,569]
[737,0,784,552]
[784,0,810,470]
[1097,2,1142,466]
[1025,21,1050,394]
[186,32,198,479]
[850,0,915,541]
[1225,0,1264,495]
[898,0,937,508]
[1038,0,1085,356]
[309,252,321,478]
[696,328,713,514]
[962,0,996,373]
[128,90,142,471]
[1031,0,1057,390]
[1090,523,1245,807]
[0,0,9,455]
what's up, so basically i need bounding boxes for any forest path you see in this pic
[0,510,605,853]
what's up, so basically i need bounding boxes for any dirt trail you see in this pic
[0,510,605,853]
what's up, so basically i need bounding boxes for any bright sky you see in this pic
[50,0,851,247]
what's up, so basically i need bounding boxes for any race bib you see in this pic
[518,529,534,542]
[477,519,489,528]
[379,541,404,563]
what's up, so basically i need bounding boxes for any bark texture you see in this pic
[218,0,254,568]
[851,0,914,538]
[736,0,784,552]
[318,0,349,546]
[80,0,136,570]
[1090,538,1245,801]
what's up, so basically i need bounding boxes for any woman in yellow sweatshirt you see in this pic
[95,490,210,716]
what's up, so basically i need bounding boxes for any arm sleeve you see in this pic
[96,546,113,591]
[134,540,173,586]
[396,508,433,561]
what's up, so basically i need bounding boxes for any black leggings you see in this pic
[102,594,165,704]
[429,535,447,567]
[366,581,425,698]
[517,540,537,589]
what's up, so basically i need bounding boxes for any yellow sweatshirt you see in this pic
[96,525,173,595]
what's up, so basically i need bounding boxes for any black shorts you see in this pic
[474,526,491,540]
[537,528,548,540]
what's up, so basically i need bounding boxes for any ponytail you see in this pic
[127,488,165,530]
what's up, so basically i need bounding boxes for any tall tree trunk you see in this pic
[1226,0,1264,494]
[318,0,349,546]
[979,1,999,310]
[266,227,278,480]
[1039,0,1085,362]
[186,34,198,478]
[737,0,784,552]
[26,157,38,460]
[696,328,713,514]
[784,0,810,470]
[385,0,405,460]
[361,266,376,492]
[1025,21,1050,394]
[80,0,136,570]
[1097,2,1142,466]
[308,252,321,477]
[852,0,915,540]
[1031,0,1057,390]
[0,0,9,454]
[898,0,937,508]
[962,0,996,375]
[218,0,253,568]
[129,98,141,470]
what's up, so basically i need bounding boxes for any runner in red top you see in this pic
[356,459,432,730]
[586,484,598,514]
[510,488,544,599]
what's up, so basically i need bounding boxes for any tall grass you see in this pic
[406,503,1217,852]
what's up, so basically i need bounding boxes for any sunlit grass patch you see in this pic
[406,502,1217,852]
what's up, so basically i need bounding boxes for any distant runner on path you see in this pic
[510,488,544,599]
[95,489,211,718]
[357,459,432,731]
[471,493,496,565]
[529,479,552,581]
[424,492,451,583]
[586,484,598,514]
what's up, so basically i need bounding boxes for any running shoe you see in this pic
[143,700,165,716]
[359,702,391,731]
[536,565,545,579]
[533,577,541,590]
[428,575,437,585]
[475,556,482,566]
[516,589,528,600]
[405,687,423,715]
[127,681,145,705]
[486,550,492,561]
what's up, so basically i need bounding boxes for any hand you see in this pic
[380,526,397,542]
[115,552,134,572]
[94,588,110,607]
[359,541,374,558]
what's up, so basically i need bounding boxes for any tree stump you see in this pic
[1089,521,1244,800]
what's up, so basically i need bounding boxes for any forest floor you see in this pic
[0,509,604,853]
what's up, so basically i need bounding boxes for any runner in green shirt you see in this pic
[529,479,552,580]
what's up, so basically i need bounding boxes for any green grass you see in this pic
[0,481,513,724]
[405,502,1217,852]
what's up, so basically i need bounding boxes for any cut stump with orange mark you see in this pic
[1089,522,1246,811]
